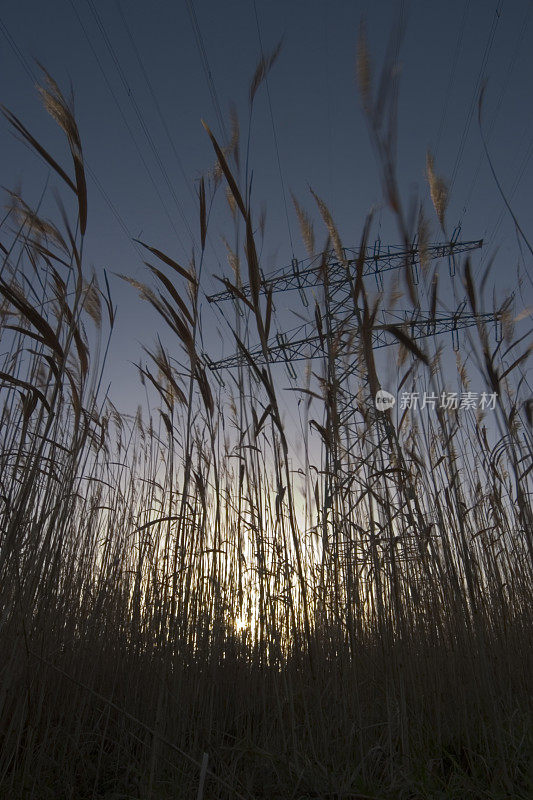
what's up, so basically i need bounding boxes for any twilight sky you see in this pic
[1,0,532,417]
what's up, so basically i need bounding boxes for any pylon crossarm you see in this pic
[204,310,500,373]
[205,239,483,304]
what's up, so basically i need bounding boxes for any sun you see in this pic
[234,615,248,633]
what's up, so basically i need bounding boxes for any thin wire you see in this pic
[0,13,142,261]
[184,0,228,143]
[115,1,196,205]
[252,0,294,257]
[462,0,532,228]
[114,1,223,275]
[479,118,533,291]
[449,1,504,196]
[69,0,189,254]
[322,0,333,202]
[84,0,197,249]
[483,131,533,261]
[0,17,36,84]
[434,0,471,158]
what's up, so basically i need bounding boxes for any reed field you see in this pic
[0,33,532,800]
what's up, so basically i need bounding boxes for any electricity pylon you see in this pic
[204,234,502,564]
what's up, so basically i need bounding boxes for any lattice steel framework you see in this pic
[204,235,503,563]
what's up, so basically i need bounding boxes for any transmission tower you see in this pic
[204,232,496,397]
[204,234,502,564]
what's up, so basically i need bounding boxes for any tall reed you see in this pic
[0,44,531,800]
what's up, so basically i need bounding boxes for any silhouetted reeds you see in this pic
[0,45,531,800]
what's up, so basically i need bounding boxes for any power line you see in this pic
[434,0,471,158]
[449,1,504,196]
[115,0,196,207]
[0,13,143,262]
[479,127,533,278]
[68,0,189,255]
[84,0,197,250]
[0,16,36,84]
[462,0,532,227]
[184,0,228,143]
[114,1,223,277]
[252,1,294,257]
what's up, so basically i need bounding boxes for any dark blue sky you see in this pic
[1,0,532,414]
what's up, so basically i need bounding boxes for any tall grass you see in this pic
[0,45,531,800]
